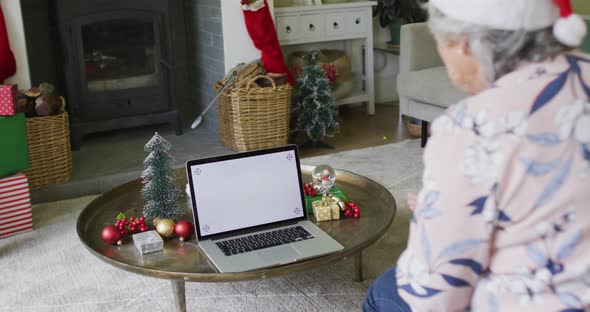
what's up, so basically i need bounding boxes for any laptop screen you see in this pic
[187,146,306,239]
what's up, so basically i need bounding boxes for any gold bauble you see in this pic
[155,219,175,238]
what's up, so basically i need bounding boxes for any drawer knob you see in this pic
[333,22,339,29]
[286,25,292,33]
[355,18,361,24]
[309,24,315,31]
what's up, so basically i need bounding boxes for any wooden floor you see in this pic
[31,102,415,203]
[299,103,415,158]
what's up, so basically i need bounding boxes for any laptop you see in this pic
[186,145,344,273]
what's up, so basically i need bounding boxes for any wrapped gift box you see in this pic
[0,113,29,178]
[0,84,18,116]
[0,173,33,238]
[133,230,164,255]
[312,198,340,222]
[305,185,347,215]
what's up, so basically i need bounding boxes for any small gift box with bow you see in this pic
[312,196,340,222]
[304,185,348,215]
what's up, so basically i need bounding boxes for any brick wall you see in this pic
[185,0,225,133]
[21,0,61,90]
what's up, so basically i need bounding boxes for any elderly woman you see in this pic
[364,0,590,311]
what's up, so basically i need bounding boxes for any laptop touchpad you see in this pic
[257,246,301,263]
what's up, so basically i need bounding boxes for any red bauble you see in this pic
[102,225,122,245]
[174,220,195,242]
[303,183,317,197]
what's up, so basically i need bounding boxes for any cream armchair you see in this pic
[397,22,465,147]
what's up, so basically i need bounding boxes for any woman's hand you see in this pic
[407,192,417,212]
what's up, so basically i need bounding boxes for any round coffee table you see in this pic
[77,165,396,312]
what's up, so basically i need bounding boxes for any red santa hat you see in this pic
[553,0,587,47]
[430,0,587,47]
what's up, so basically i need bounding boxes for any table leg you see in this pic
[354,252,363,282]
[171,280,187,312]
[421,121,429,148]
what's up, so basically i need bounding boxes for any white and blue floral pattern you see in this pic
[395,53,590,312]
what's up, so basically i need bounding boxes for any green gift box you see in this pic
[304,185,348,215]
[0,113,29,177]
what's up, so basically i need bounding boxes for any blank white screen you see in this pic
[190,150,304,236]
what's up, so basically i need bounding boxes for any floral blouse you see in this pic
[396,52,590,312]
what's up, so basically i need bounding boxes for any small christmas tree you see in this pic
[141,132,181,220]
[290,49,339,148]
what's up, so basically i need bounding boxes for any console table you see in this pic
[274,2,377,114]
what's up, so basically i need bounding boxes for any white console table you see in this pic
[274,1,377,115]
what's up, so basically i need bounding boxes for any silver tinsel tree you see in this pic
[141,132,181,220]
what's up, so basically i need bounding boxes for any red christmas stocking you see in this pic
[242,0,293,84]
[0,6,16,83]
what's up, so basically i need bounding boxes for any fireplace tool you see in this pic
[190,71,238,129]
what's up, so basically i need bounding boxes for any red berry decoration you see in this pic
[303,183,317,197]
[113,212,149,238]
[321,64,339,85]
[174,220,195,242]
[102,225,122,245]
[344,202,361,219]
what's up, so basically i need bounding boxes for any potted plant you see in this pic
[373,0,428,45]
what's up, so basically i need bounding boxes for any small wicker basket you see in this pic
[23,97,72,189]
[216,75,291,152]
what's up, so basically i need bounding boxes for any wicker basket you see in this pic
[288,49,352,99]
[405,118,422,138]
[217,75,291,152]
[214,81,236,150]
[23,97,72,189]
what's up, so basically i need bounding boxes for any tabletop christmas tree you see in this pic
[141,132,181,220]
[290,49,339,148]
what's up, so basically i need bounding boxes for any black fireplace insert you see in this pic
[56,0,185,148]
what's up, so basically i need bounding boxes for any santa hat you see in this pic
[430,0,587,47]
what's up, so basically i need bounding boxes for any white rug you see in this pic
[0,140,423,312]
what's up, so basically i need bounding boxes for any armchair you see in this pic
[397,22,465,147]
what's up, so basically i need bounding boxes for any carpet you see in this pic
[0,140,423,312]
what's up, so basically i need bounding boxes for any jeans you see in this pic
[363,267,412,312]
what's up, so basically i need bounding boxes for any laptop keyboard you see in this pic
[216,226,315,256]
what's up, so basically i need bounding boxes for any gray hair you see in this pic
[427,5,571,82]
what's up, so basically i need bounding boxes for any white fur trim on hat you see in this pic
[430,0,560,31]
[554,14,588,47]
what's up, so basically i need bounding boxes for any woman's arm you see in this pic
[396,108,505,311]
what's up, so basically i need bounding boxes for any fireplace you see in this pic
[56,0,184,148]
